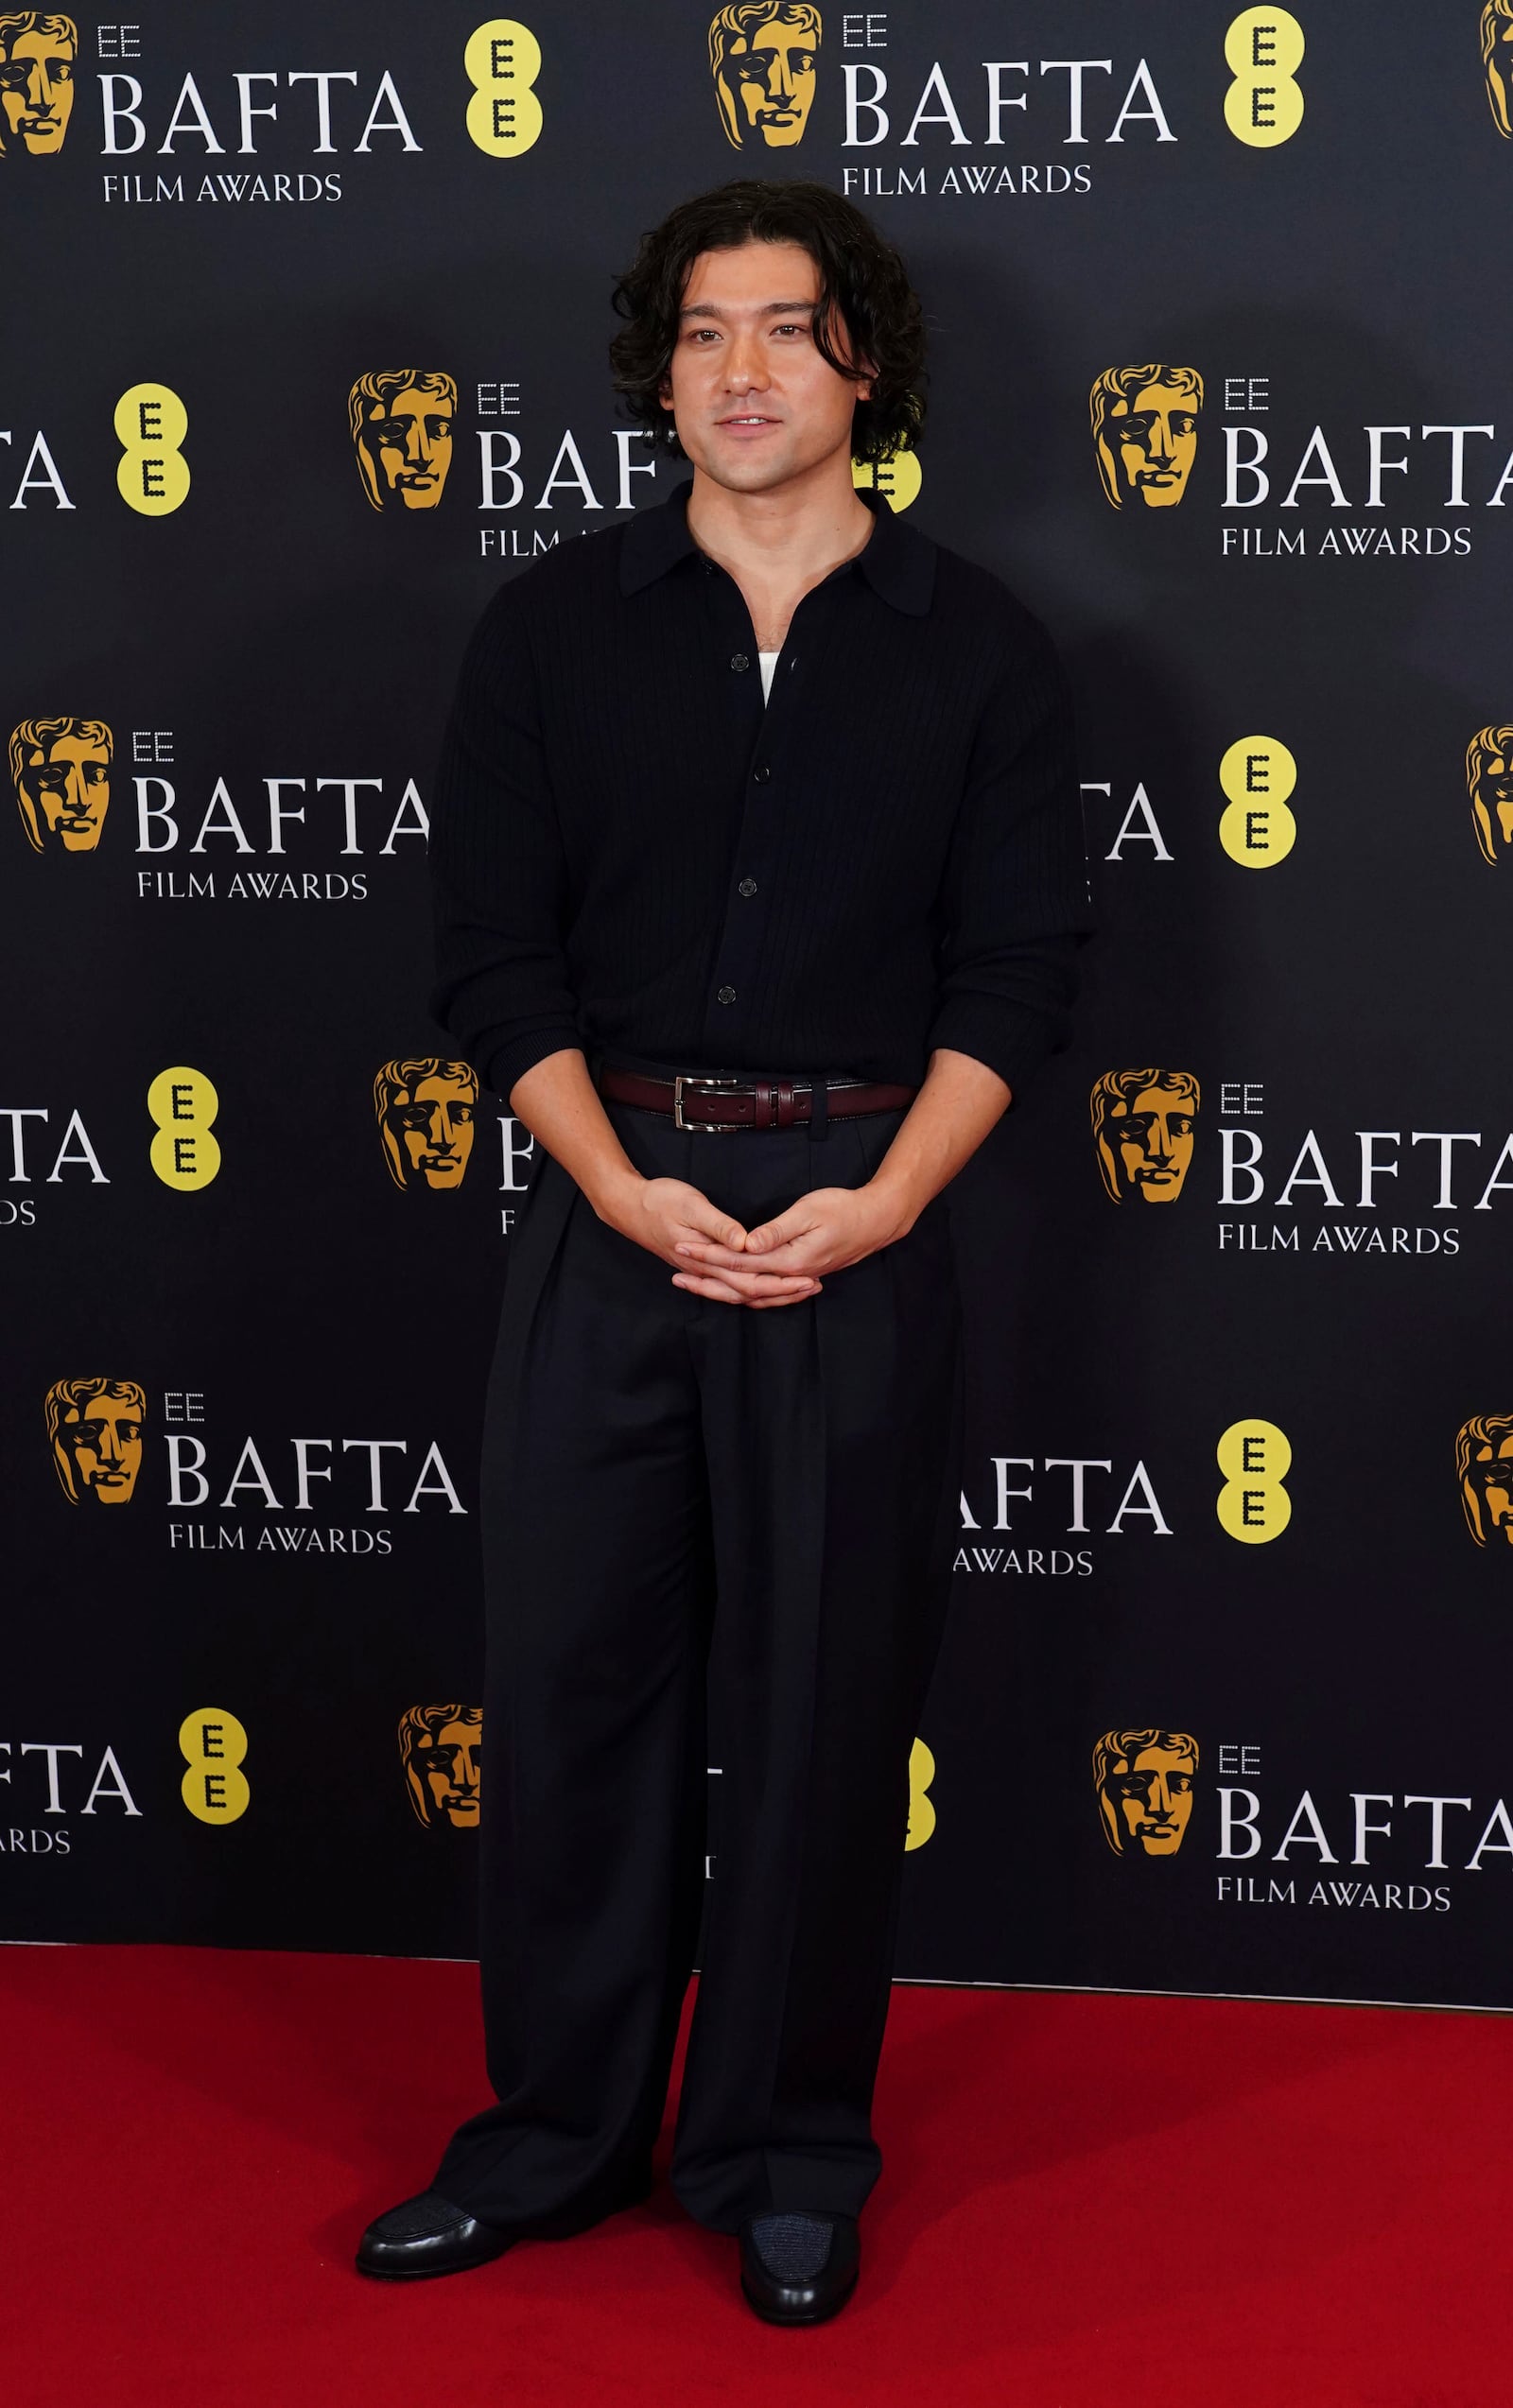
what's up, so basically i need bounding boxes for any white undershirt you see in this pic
[758,650,779,702]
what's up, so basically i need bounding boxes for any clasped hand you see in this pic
[606,1173,909,1308]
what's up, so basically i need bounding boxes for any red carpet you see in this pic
[1,1947,1506,2407]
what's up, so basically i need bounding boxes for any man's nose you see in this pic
[724,338,772,393]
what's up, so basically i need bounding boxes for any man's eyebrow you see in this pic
[677,300,818,322]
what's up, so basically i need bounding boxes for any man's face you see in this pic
[55,1394,144,1505]
[1473,756,1513,858]
[412,1720,481,1827]
[0,27,75,152]
[718,13,818,147]
[20,731,110,851]
[390,1074,476,1188]
[1104,1746,1195,1856]
[663,239,871,497]
[1464,1439,1513,1545]
[360,386,453,509]
[1101,1084,1196,1203]
[1103,382,1199,509]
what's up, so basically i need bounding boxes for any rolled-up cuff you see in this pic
[924,996,1064,1101]
[482,1025,584,1102]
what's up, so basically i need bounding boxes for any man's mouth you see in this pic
[719,415,779,429]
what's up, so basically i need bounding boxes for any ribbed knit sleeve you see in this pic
[428,588,583,1100]
[925,618,1092,1096]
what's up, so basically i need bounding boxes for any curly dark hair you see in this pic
[609,179,925,465]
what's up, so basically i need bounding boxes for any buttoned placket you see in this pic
[692,554,847,1066]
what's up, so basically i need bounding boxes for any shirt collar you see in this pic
[617,471,936,615]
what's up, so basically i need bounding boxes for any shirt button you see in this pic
[738,876,757,897]
[717,984,737,1005]
[753,766,771,784]
[730,651,750,672]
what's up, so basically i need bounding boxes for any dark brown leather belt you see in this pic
[598,1065,917,1133]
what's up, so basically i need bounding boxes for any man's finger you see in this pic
[674,1237,774,1272]
[728,1236,825,1274]
[672,1269,818,1302]
[682,1189,748,1249]
[744,1204,812,1254]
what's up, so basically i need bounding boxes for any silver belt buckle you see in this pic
[673,1074,751,1133]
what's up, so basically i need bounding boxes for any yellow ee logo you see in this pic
[179,1708,250,1825]
[1225,9,1304,147]
[465,20,543,157]
[114,383,190,517]
[1217,1418,1292,1543]
[906,1737,936,1850]
[148,1065,221,1190]
[854,445,922,513]
[1219,735,1296,867]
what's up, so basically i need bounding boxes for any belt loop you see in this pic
[776,1078,794,1130]
[809,1077,828,1143]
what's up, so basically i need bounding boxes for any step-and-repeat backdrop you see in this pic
[6,0,1512,2013]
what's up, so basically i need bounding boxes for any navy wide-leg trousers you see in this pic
[431,1063,964,2234]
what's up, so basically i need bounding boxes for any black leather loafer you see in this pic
[739,2211,860,2326]
[355,2189,515,2281]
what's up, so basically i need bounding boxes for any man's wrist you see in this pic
[863,1169,922,1243]
[585,1161,646,1227]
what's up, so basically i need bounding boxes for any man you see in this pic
[357,178,1091,2324]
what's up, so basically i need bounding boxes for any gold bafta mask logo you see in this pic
[10,717,111,853]
[1090,364,1204,511]
[44,1377,145,1506]
[1091,1067,1199,1204]
[399,1704,481,1828]
[1094,1728,1198,1859]
[1456,1415,1513,1548]
[709,2,820,149]
[1484,0,1513,134]
[0,11,76,155]
[349,371,457,511]
[1466,725,1513,866]
[375,1056,478,1191]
